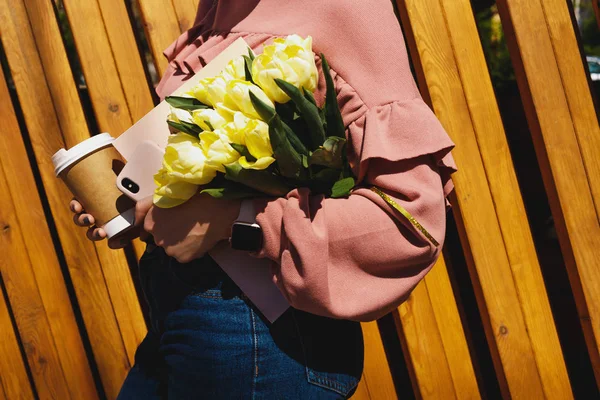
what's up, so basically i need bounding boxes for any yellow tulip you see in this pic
[188,76,229,107]
[168,107,194,124]
[237,118,276,170]
[222,56,247,81]
[162,133,218,185]
[153,167,199,208]
[252,35,318,103]
[192,108,230,131]
[225,79,275,121]
[186,79,211,106]
[218,111,254,145]
[199,130,241,173]
[214,102,239,122]
[187,55,247,106]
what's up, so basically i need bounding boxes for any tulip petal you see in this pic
[153,170,199,208]
[238,156,276,170]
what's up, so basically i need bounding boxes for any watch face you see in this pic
[231,223,263,252]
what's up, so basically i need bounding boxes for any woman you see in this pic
[70,0,456,398]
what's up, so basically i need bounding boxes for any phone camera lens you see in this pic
[121,178,139,194]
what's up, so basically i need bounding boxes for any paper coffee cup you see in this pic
[52,133,136,247]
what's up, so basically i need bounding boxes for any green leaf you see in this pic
[309,137,347,169]
[268,115,305,178]
[201,187,260,200]
[331,177,355,198]
[250,92,306,178]
[302,168,341,195]
[275,101,296,122]
[165,96,210,111]
[247,47,255,61]
[275,78,326,150]
[303,87,317,107]
[281,118,309,155]
[181,120,203,135]
[243,55,255,84]
[321,54,346,138]
[230,143,257,162]
[314,167,340,180]
[249,91,276,121]
[203,120,214,131]
[285,115,312,150]
[167,120,200,138]
[224,162,290,196]
[302,154,309,168]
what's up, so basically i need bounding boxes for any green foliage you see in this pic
[167,120,202,138]
[165,96,210,111]
[580,2,600,57]
[275,79,326,149]
[230,143,256,162]
[321,54,346,138]
[224,162,290,196]
[331,177,355,198]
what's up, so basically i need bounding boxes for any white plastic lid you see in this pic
[102,207,136,238]
[52,133,115,176]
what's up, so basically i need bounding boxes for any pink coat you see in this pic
[156,0,457,321]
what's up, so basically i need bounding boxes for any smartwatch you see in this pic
[230,200,263,252]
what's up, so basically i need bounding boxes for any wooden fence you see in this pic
[0,0,598,398]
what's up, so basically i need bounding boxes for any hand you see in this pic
[143,194,241,263]
[69,199,107,241]
[69,197,153,242]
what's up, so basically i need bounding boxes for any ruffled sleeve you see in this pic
[349,99,457,202]
[254,96,456,321]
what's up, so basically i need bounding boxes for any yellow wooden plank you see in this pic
[16,1,86,149]
[0,154,72,399]
[496,0,600,383]
[93,0,161,260]
[438,0,572,397]
[171,0,200,31]
[60,0,133,137]
[396,280,457,399]
[0,61,98,400]
[395,0,548,397]
[95,0,156,123]
[423,257,480,399]
[542,0,600,218]
[26,0,145,369]
[0,287,35,400]
[137,0,182,77]
[361,321,397,399]
[59,0,148,366]
[350,375,371,400]
[0,3,132,398]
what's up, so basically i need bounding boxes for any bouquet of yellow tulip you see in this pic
[153,35,355,208]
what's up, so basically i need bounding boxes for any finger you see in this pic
[73,213,95,227]
[135,197,154,226]
[70,199,83,214]
[86,226,107,241]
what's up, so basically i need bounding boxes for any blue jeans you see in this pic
[117,243,364,399]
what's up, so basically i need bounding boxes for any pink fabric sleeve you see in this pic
[254,99,456,322]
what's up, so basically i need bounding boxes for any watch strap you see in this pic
[236,199,257,224]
